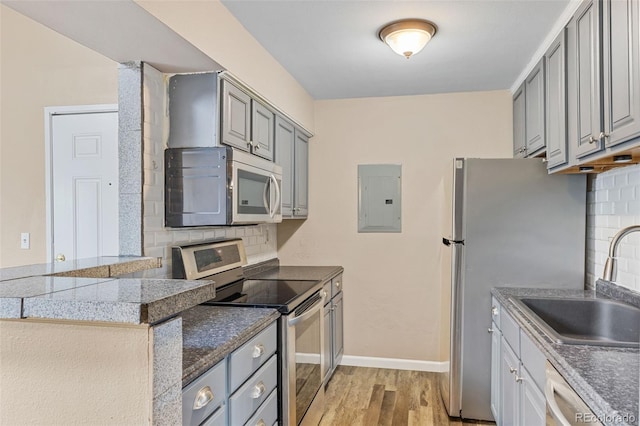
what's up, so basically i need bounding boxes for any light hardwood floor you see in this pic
[319,366,495,426]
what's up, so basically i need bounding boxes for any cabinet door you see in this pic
[331,293,344,370]
[519,367,546,426]
[603,0,640,147]
[293,129,309,217]
[275,116,295,217]
[513,83,527,158]
[221,80,251,152]
[525,58,546,156]
[500,337,520,426]
[323,303,332,383]
[574,0,604,158]
[545,29,569,169]
[252,100,275,160]
[490,324,502,424]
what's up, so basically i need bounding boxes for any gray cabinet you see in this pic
[221,79,252,151]
[322,273,344,385]
[276,116,309,219]
[221,78,275,161]
[525,59,546,156]
[491,300,546,426]
[251,99,275,161]
[572,0,604,158]
[545,30,569,169]
[513,83,527,158]
[294,129,309,217]
[602,0,640,148]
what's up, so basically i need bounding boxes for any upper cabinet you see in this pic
[513,83,527,158]
[220,78,275,161]
[275,115,309,219]
[529,0,640,173]
[525,59,546,156]
[602,0,640,148]
[571,0,604,159]
[512,61,546,159]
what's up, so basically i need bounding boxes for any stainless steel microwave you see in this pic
[165,147,282,226]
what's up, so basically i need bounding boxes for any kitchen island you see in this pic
[0,257,280,425]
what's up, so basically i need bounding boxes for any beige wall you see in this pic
[0,6,118,267]
[278,91,513,362]
[135,0,315,131]
[0,319,151,424]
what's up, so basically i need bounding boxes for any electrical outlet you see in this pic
[20,232,30,249]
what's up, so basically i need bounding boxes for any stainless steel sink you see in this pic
[510,297,640,348]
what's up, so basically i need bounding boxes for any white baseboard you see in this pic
[339,355,449,373]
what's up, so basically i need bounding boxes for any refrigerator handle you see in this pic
[442,237,465,246]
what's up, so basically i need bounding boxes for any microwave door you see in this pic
[234,166,271,223]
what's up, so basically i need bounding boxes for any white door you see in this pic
[51,112,118,261]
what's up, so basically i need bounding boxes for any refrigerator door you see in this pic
[446,158,586,421]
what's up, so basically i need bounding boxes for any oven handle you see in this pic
[288,293,324,327]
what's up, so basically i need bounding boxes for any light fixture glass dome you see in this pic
[379,19,437,59]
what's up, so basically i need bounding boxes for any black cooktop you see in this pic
[202,279,322,314]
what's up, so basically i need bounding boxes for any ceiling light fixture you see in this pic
[379,19,437,59]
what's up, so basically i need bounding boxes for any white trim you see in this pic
[509,0,583,94]
[339,355,449,373]
[44,104,118,261]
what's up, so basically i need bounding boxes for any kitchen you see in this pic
[0,0,639,425]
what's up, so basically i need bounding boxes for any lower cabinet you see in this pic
[490,300,546,426]
[323,273,344,385]
[183,321,278,426]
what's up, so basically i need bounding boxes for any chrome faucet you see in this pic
[602,225,640,282]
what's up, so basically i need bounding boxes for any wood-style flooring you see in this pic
[320,366,495,426]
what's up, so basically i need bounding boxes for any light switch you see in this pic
[20,232,30,249]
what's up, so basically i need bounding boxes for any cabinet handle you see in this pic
[515,375,524,383]
[487,328,494,333]
[55,253,66,262]
[599,131,609,140]
[256,420,266,426]
[250,381,266,399]
[491,306,499,316]
[323,290,329,299]
[247,141,253,149]
[193,386,214,410]
[588,136,598,144]
[335,281,341,289]
[252,343,265,358]
[509,366,517,374]
[255,144,260,150]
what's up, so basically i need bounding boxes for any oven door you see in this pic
[283,291,325,426]
[231,160,282,224]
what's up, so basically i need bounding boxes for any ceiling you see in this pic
[221,0,574,99]
[2,0,221,73]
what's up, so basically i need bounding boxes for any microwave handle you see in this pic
[262,177,270,213]
[269,174,281,218]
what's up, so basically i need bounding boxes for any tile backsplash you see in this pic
[138,64,277,277]
[586,164,640,293]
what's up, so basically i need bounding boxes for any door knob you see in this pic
[55,254,66,262]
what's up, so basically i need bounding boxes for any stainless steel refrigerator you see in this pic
[440,158,586,421]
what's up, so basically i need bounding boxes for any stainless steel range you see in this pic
[173,239,325,426]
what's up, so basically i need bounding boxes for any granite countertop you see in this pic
[0,275,216,324]
[246,265,344,282]
[492,284,639,426]
[0,256,161,282]
[181,305,280,387]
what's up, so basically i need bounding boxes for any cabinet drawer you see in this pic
[182,359,226,426]
[230,355,277,426]
[243,388,277,426]
[491,297,502,331]
[323,281,331,306]
[201,406,226,426]
[520,330,546,391]
[331,273,343,298]
[501,308,520,356]
[229,322,277,391]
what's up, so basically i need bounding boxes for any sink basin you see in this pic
[510,297,640,348]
